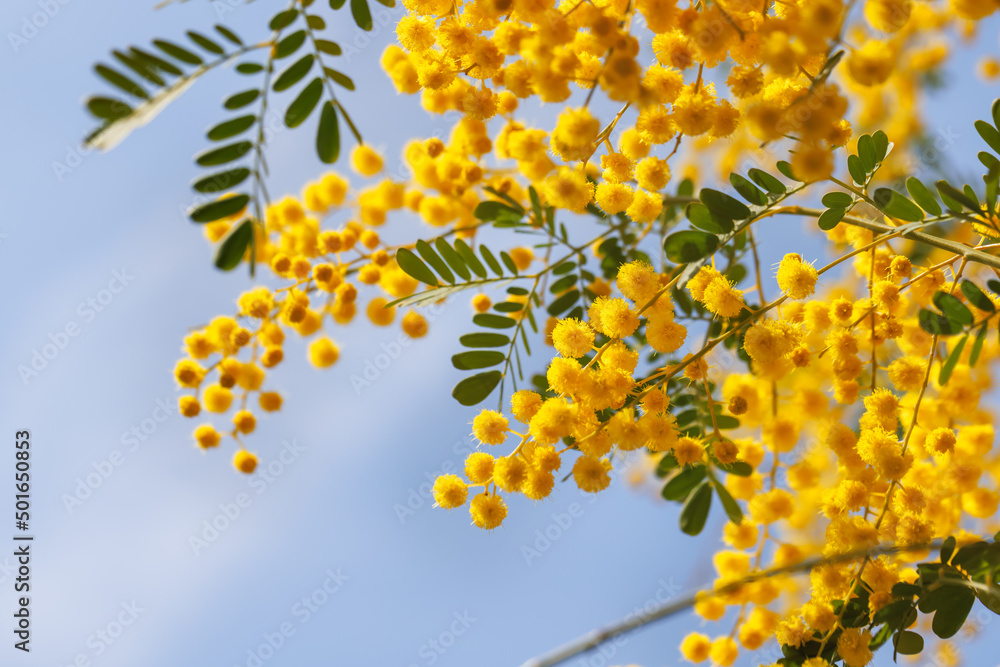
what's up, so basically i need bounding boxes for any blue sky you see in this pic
[2,1,1000,666]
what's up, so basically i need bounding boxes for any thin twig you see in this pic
[520,540,949,667]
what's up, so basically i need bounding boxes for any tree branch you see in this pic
[519,540,946,667]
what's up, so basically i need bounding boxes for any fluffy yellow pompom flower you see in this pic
[174,359,206,388]
[856,427,912,481]
[617,260,661,305]
[887,356,925,391]
[709,637,738,667]
[926,427,957,455]
[748,488,795,523]
[713,551,750,579]
[233,450,258,474]
[647,318,687,353]
[603,341,639,374]
[233,410,256,435]
[950,0,996,20]
[309,338,340,368]
[626,189,664,223]
[548,358,583,396]
[803,659,832,667]
[864,0,911,32]
[593,298,640,339]
[184,331,215,359]
[863,388,898,428]
[470,493,507,529]
[776,617,811,648]
[723,520,759,549]
[619,127,651,160]
[493,456,529,492]
[432,474,468,509]
[550,107,600,162]
[694,595,726,621]
[727,65,764,98]
[635,156,672,191]
[680,633,711,662]
[673,436,704,466]
[981,57,1000,81]
[702,275,745,318]
[777,254,818,299]
[203,384,233,413]
[836,629,873,667]
[601,152,635,183]
[595,182,635,214]
[743,319,802,365]
[511,390,543,423]
[509,247,534,271]
[551,318,595,358]
[687,266,722,302]
[532,444,562,472]
[351,145,383,176]
[522,468,555,500]
[963,488,1000,518]
[472,410,509,445]
[572,456,612,492]
[194,424,221,449]
[672,88,716,136]
[464,452,495,483]
[791,144,835,182]
[636,104,677,144]
[179,396,201,418]
[259,392,283,412]
[367,297,396,326]
[847,40,895,86]
[888,255,912,280]
[402,311,428,338]
[472,294,491,313]
[871,280,900,312]
[543,166,596,213]
[237,364,264,391]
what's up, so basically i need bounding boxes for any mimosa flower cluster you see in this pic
[141,0,1000,663]
[175,147,440,471]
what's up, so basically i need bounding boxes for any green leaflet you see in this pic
[452,351,506,370]
[351,0,373,30]
[316,101,340,163]
[664,230,719,263]
[206,115,256,141]
[284,78,323,128]
[872,187,924,222]
[189,193,249,223]
[452,371,503,406]
[214,218,253,270]
[679,481,712,536]
[395,248,439,286]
